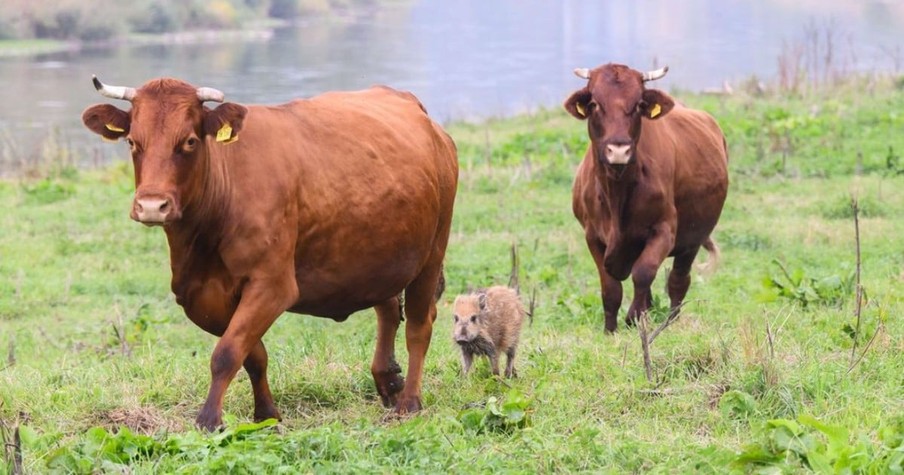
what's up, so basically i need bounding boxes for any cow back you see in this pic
[207,87,458,318]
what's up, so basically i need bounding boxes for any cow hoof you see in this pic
[253,406,282,423]
[394,395,423,415]
[196,410,223,432]
[373,360,404,408]
[375,374,405,408]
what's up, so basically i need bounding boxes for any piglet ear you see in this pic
[82,104,130,141]
[563,88,592,120]
[478,293,487,311]
[203,102,248,144]
[640,89,675,120]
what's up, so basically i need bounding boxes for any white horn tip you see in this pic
[197,87,225,103]
[573,68,591,80]
[643,65,670,82]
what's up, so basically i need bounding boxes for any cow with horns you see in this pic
[81,76,459,430]
[565,63,728,332]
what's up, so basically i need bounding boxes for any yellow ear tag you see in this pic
[649,103,661,118]
[216,124,233,143]
[105,123,125,133]
[576,103,586,117]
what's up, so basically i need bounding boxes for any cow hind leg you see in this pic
[394,262,442,415]
[666,246,701,319]
[243,340,281,422]
[371,297,404,408]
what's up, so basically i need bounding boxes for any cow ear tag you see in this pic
[105,123,125,133]
[576,103,586,117]
[215,123,234,143]
[649,103,662,119]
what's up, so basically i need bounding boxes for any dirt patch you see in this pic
[102,406,184,435]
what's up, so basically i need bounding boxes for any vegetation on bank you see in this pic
[0,0,381,46]
[1,78,903,472]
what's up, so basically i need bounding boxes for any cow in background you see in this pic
[82,77,458,430]
[565,63,728,332]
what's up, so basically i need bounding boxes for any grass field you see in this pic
[1,80,903,473]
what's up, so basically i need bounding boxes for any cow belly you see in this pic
[287,257,421,320]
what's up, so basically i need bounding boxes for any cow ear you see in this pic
[82,104,130,141]
[640,89,675,120]
[477,292,487,310]
[204,102,248,144]
[563,88,592,120]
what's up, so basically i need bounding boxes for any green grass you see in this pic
[1,81,903,473]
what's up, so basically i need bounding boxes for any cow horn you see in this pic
[92,75,136,101]
[642,65,669,82]
[197,87,225,103]
[573,68,591,80]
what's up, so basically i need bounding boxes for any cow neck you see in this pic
[596,161,640,222]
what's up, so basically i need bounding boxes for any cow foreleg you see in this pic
[372,297,404,408]
[626,227,674,326]
[196,278,296,431]
[666,246,700,319]
[395,265,441,414]
[244,340,281,422]
[587,236,623,332]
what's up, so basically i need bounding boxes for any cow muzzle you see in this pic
[131,196,179,226]
[604,142,633,165]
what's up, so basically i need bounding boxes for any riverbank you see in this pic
[1,81,903,472]
[0,0,383,57]
[0,23,281,58]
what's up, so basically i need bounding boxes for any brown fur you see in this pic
[82,78,458,430]
[452,286,526,378]
[564,63,728,332]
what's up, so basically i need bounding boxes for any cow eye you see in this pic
[126,138,134,147]
[470,315,477,323]
[181,136,200,153]
[453,315,459,323]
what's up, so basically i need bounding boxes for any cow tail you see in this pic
[434,266,446,302]
[696,237,721,276]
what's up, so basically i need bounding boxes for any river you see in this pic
[1,0,902,171]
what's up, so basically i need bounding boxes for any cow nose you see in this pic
[605,143,633,165]
[133,198,172,225]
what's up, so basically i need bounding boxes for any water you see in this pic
[1,0,902,171]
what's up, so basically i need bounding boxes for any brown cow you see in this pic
[564,63,728,332]
[81,77,458,430]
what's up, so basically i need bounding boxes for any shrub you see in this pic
[759,259,854,308]
[733,415,904,473]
